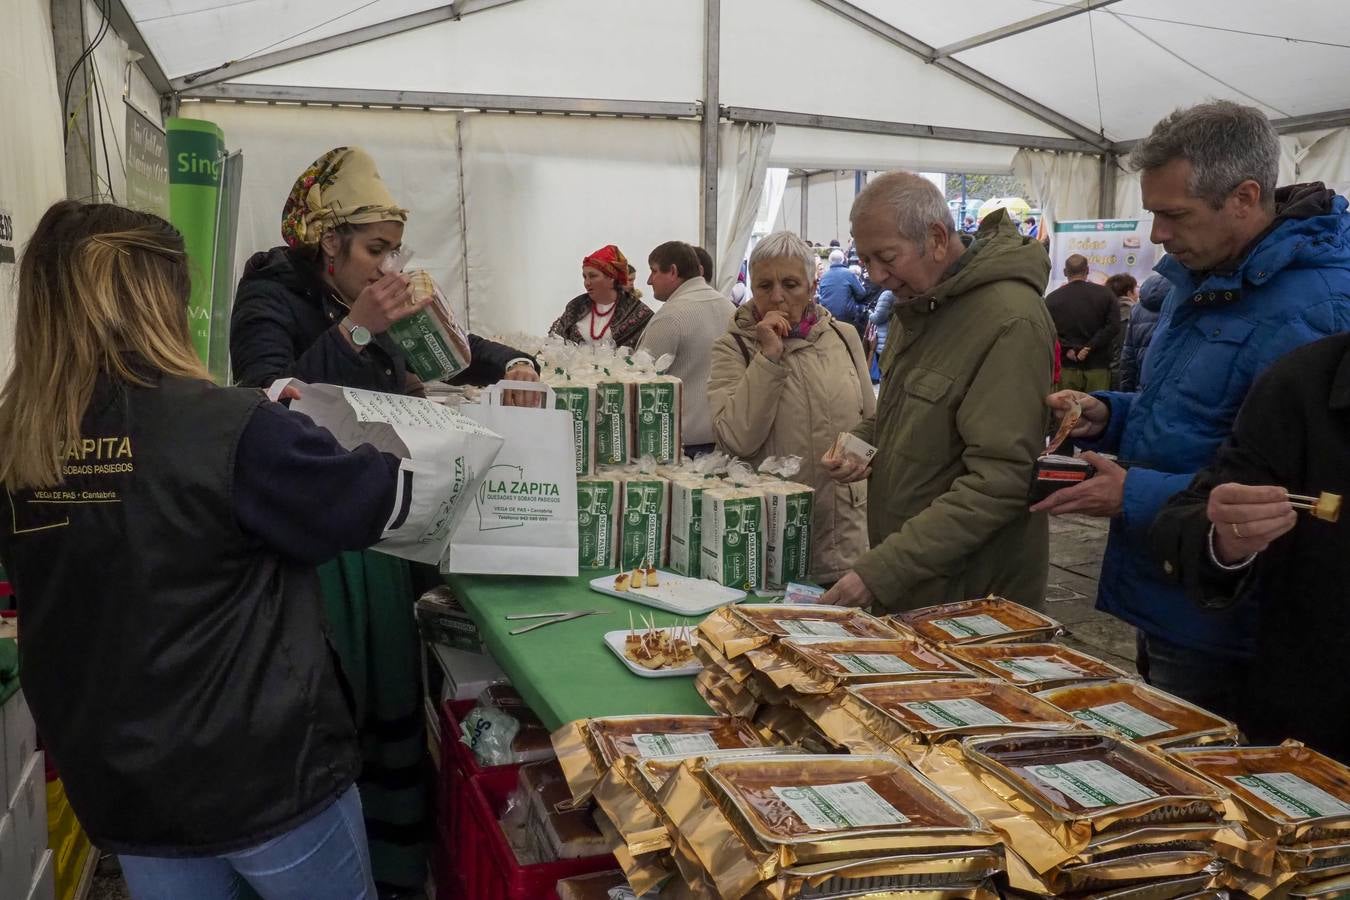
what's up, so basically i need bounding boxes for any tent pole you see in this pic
[800,174,810,239]
[52,0,97,200]
[1098,152,1118,219]
[700,0,721,253]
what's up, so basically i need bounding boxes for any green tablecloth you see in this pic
[444,573,717,731]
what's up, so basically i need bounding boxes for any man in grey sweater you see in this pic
[640,241,736,455]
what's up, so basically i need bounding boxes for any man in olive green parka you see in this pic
[821,172,1055,610]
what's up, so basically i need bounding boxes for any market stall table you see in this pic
[443,573,726,730]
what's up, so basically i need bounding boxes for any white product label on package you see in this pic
[776,619,851,638]
[631,732,719,758]
[830,653,919,675]
[901,699,1011,729]
[930,614,1013,639]
[993,656,1087,683]
[772,782,910,831]
[1073,702,1173,739]
[1026,760,1159,808]
[1228,772,1350,820]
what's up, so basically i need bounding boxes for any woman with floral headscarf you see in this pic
[549,244,653,346]
[230,147,540,895]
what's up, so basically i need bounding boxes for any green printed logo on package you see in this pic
[554,386,591,474]
[595,382,629,465]
[635,382,677,462]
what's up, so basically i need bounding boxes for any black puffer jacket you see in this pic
[1117,272,1169,392]
[230,247,532,393]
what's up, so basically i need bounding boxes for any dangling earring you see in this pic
[327,258,335,276]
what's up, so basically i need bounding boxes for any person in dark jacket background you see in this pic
[1150,333,1350,762]
[1118,271,1169,392]
[0,201,397,898]
[816,248,867,339]
[1044,254,1120,392]
[229,147,537,894]
[1104,273,1137,389]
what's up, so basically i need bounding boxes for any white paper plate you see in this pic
[603,628,703,678]
[589,571,746,616]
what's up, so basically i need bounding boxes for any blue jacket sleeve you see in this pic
[233,401,401,564]
[1075,390,1134,456]
[1120,466,1195,544]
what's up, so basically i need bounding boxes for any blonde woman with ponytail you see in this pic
[0,201,400,899]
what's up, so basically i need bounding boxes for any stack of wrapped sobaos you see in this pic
[546,594,1350,898]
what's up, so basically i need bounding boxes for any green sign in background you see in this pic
[167,118,224,364]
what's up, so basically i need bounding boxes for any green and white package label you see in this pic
[620,480,667,569]
[701,494,764,589]
[766,488,814,587]
[554,385,595,475]
[387,309,469,382]
[668,480,705,576]
[595,382,630,466]
[1073,702,1172,739]
[633,381,680,464]
[1025,760,1159,808]
[830,653,919,675]
[771,782,910,831]
[931,614,1013,639]
[902,699,1011,729]
[1229,772,1350,820]
[993,656,1088,683]
[632,732,719,758]
[577,479,619,568]
[776,619,851,638]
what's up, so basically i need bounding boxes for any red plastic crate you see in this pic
[456,767,616,900]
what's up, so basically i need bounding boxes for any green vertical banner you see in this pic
[166,118,224,365]
[209,152,245,384]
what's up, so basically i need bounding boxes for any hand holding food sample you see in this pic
[1207,482,1297,563]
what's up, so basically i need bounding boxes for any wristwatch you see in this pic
[341,317,372,348]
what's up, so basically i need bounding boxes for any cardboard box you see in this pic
[619,475,670,569]
[763,482,815,588]
[10,754,44,894]
[594,382,631,468]
[553,383,599,476]
[414,588,483,654]
[700,487,767,591]
[576,475,621,569]
[3,694,33,814]
[668,477,712,577]
[631,378,682,465]
[429,644,506,703]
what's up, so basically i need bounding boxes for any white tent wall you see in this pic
[1012,150,1101,234]
[775,172,859,246]
[769,126,1018,175]
[0,0,67,378]
[458,114,701,338]
[225,0,702,102]
[179,101,466,324]
[713,123,775,292]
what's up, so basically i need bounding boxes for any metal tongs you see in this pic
[505,609,609,635]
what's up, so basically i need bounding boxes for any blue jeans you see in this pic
[1135,631,1248,726]
[120,786,376,900]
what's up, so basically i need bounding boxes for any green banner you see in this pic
[167,118,224,364]
[209,152,244,383]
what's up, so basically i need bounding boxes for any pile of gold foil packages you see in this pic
[548,597,1350,898]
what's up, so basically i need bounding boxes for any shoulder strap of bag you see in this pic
[830,321,871,398]
[731,333,753,366]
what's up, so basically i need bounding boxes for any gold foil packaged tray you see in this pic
[961,732,1227,833]
[1168,742,1350,845]
[702,604,900,658]
[766,638,974,694]
[893,597,1064,645]
[945,642,1131,691]
[587,714,768,768]
[837,678,1080,749]
[1037,679,1239,748]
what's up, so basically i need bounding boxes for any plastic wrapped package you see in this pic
[387,270,473,382]
[893,597,1065,645]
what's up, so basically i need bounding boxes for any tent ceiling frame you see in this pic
[700,0,721,251]
[178,82,701,118]
[1109,106,1350,153]
[109,0,172,94]
[171,0,525,91]
[807,0,1112,153]
[726,106,1103,154]
[931,0,1123,60]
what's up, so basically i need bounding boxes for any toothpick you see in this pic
[629,610,635,636]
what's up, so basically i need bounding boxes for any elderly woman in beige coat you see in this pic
[708,231,876,584]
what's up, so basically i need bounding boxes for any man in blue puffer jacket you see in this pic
[1032,100,1350,723]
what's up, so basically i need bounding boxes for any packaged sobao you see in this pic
[893,596,1065,645]
[619,470,670,569]
[576,473,621,569]
[1037,679,1239,748]
[945,642,1133,693]
[656,753,1001,899]
[543,364,599,476]
[701,484,768,591]
[762,481,815,588]
[594,378,631,467]
[667,474,710,577]
[385,270,473,382]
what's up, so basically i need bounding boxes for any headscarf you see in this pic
[582,244,630,289]
[281,147,408,248]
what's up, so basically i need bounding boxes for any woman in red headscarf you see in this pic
[549,244,653,347]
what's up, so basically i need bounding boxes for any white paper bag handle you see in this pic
[481,379,556,407]
[265,377,307,403]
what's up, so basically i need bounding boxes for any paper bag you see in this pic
[280,381,504,565]
[577,474,622,569]
[445,381,579,576]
